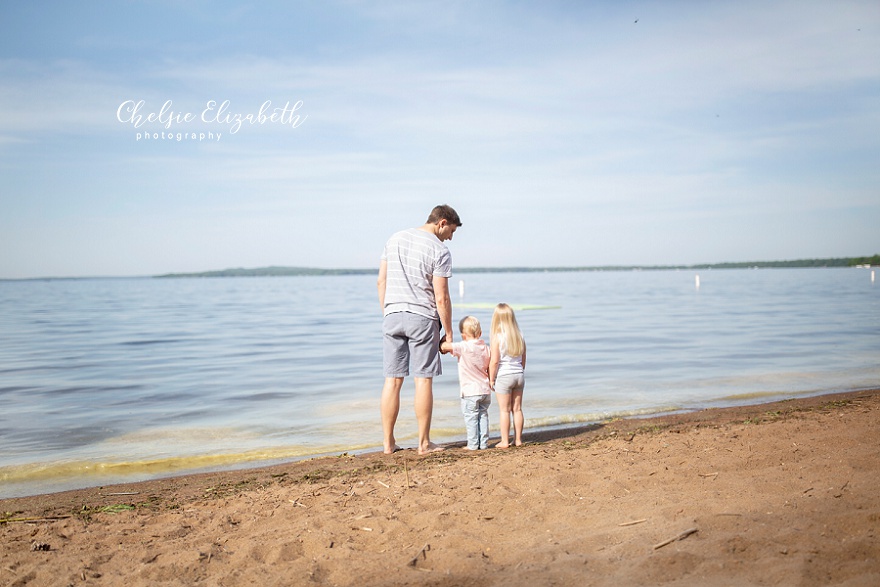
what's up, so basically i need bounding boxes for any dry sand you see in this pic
[2,389,878,586]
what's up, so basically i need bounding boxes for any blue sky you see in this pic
[1,0,878,278]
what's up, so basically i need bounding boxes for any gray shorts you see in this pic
[494,373,525,395]
[382,312,442,378]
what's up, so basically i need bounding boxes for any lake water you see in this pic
[1,268,878,498]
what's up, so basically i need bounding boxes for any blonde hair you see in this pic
[491,303,525,357]
[458,315,482,337]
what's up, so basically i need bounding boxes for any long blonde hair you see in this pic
[491,303,525,357]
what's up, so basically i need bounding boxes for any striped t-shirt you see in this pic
[381,228,452,319]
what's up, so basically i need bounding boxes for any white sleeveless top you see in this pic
[496,335,524,377]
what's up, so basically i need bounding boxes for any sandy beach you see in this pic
[2,389,878,586]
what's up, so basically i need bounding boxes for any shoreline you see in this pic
[3,388,879,586]
[1,388,876,508]
[1,387,865,502]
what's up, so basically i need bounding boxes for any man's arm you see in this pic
[433,275,453,344]
[377,260,388,314]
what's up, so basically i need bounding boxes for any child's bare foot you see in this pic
[461,446,478,451]
[384,444,402,454]
[418,442,445,455]
[495,442,510,449]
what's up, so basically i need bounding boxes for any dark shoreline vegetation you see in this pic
[3,256,876,281]
[153,255,880,278]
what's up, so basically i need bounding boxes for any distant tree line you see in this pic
[155,266,374,278]
[155,255,879,278]
[847,254,880,267]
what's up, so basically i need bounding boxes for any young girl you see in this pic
[489,303,526,448]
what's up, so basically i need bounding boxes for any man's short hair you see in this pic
[426,204,462,227]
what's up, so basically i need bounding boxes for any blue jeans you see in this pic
[461,394,491,450]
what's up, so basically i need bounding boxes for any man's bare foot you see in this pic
[495,443,510,449]
[461,446,478,451]
[418,442,445,455]
[384,444,402,454]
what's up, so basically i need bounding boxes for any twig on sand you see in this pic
[699,472,719,479]
[619,518,647,527]
[653,527,698,550]
[408,543,431,566]
[0,515,72,524]
[100,492,140,496]
[555,488,567,498]
[377,480,390,488]
[342,485,356,507]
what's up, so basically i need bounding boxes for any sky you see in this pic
[1,0,878,279]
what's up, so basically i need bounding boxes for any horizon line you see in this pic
[2,254,877,281]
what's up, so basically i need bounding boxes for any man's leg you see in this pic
[381,377,404,454]
[414,376,443,454]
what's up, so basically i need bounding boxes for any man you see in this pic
[378,204,461,455]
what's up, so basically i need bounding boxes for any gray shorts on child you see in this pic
[494,372,525,395]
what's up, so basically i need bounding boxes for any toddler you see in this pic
[441,316,492,450]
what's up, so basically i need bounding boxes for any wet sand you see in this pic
[2,389,878,586]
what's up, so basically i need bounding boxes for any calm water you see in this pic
[1,268,878,498]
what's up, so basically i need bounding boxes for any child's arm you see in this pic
[521,342,526,370]
[488,337,500,389]
[440,341,454,355]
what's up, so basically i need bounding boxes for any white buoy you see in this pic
[459,279,465,298]
[695,274,701,289]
